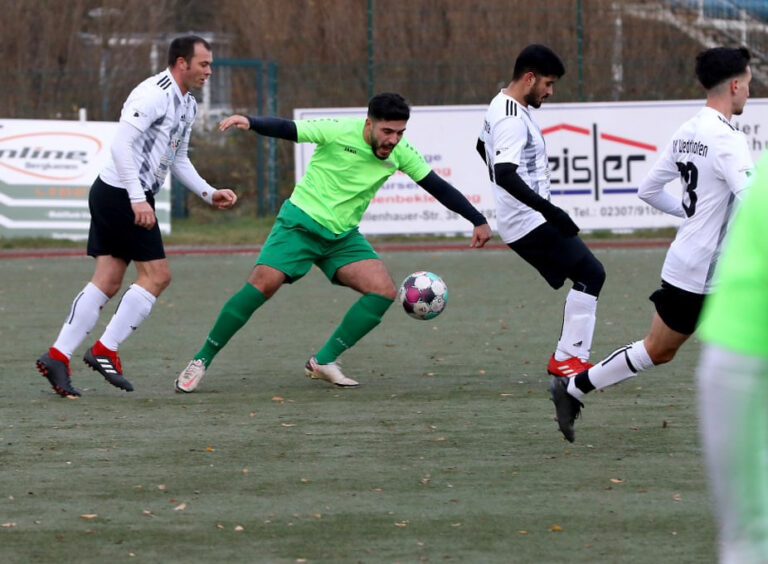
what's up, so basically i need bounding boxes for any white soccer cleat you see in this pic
[304,356,359,387]
[175,359,206,393]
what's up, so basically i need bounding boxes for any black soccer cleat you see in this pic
[36,352,81,398]
[549,377,583,443]
[83,345,134,392]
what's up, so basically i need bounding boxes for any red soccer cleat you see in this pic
[547,354,593,378]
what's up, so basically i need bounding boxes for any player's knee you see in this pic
[151,270,172,293]
[378,281,397,300]
[573,258,606,297]
[256,283,280,299]
[648,345,677,365]
[101,281,123,298]
[250,276,283,298]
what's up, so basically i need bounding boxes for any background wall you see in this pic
[2,0,766,218]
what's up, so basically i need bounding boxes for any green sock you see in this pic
[194,283,267,367]
[315,292,393,364]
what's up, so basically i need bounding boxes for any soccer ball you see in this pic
[397,271,448,320]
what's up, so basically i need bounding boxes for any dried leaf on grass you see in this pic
[79,514,98,520]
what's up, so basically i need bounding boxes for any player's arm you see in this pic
[637,174,685,217]
[110,120,157,229]
[173,119,237,210]
[111,120,148,203]
[416,171,491,247]
[219,114,297,141]
[637,147,698,217]
[494,163,579,237]
[115,89,175,229]
[171,149,237,210]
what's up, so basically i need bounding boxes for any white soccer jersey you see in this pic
[639,106,753,294]
[100,68,198,199]
[479,90,550,243]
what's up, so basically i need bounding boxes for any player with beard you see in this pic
[175,92,492,392]
[35,35,237,398]
[551,47,754,443]
[477,44,606,382]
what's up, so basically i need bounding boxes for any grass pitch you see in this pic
[0,247,715,563]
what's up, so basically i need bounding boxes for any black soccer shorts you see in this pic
[86,177,165,263]
[649,280,705,335]
[508,222,604,295]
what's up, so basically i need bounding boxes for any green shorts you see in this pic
[256,200,379,284]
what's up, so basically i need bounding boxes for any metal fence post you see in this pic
[266,61,279,215]
[577,0,584,102]
[367,0,374,99]
[171,176,188,218]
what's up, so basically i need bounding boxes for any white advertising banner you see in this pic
[0,119,171,240]
[295,99,768,234]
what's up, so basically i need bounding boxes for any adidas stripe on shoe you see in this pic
[83,342,133,392]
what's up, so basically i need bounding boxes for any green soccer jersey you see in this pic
[698,152,768,356]
[290,117,432,234]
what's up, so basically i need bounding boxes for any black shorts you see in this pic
[508,223,595,290]
[86,177,165,263]
[649,280,705,335]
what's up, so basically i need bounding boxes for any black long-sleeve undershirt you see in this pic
[493,162,579,237]
[417,171,487,227]
[477,138,553,213]
[247,116,297,141]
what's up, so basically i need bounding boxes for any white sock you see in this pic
[99,284,156,350]
[52,282,110,358]
[568,339,654,399]
[555,289,597,362]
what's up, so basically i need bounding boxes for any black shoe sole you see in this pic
[36,359,80,398]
